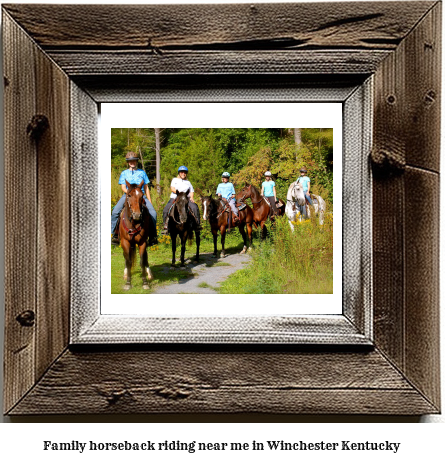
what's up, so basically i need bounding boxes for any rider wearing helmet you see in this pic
[261,170,278,218]
[111,151,157,245]
[161,165,202,234]
[216,172,239,223]
[296,166,314,217]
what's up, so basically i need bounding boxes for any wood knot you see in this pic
[27,115,49,140]
[95,386,130,405]
[16,310,35,327]
[154,386,191,400]
[370,148,405,176]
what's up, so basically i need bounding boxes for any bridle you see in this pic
[238,185,265,207]
[122,188,144,238]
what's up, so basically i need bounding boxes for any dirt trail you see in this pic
[153,251,251,294]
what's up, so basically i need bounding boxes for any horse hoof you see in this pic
[220,253,225,259]
[124,284,131,291]
[240,247,247,255]
[146,267,154,281]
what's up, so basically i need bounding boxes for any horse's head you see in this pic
[292,182,305,206]
[201,194,215,221]
[174,189,190,224]
[235,184,251,202]
[125,180,144,222]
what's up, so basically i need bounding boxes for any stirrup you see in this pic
[111,235,120,245]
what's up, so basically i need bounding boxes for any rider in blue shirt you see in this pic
[216,172,239,222]
[261,171,278,217]
[296,166,314,217]
[111,152,157,244]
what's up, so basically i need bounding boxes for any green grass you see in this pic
[111,228,251,294]
[205,261,232,267]
[219,214,333,294]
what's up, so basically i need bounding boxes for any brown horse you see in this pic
[201,194,254,258]
[235,184,285,239]
[119,180,153,290]
[167,190,200,268]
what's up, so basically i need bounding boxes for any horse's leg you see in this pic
[260,221,267,240]
[171,230,177,269]
[121,239,132,290]
[220,225,227,258]
[239,224,247,254]
[194,228,200,263]
[212,227,218,257]
[138,242,152,289]
[180,231,187,268]
[247,222,253,250]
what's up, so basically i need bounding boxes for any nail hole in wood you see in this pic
[16,310,35,327]
[386,95,396,104]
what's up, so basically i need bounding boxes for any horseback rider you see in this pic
[161,165,202,235]
[261,171,279,218]
[216,172,239,223]
[296,166,314,217]
[111,151,157,245]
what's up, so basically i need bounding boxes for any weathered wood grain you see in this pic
[3,12,38,414]
[404,2,441,172]
[372,2,441,411]
[404,168,440,408]
[47,50,390,76]
[2,2,441,416]
[8,349,437,415]
[70,83,99,339]
[3,2,435,50]
[34,37,71,382]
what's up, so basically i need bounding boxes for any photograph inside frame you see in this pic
[100,102,342,316]
[110,127,333,295]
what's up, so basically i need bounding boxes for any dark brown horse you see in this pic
[167,190,200,267]
[119,180,153,290]
[235,184,285,239]
[201,194,254,258]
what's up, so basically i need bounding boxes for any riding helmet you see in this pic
[178,165,188,172]
[125,151,139,161]
[222,172,230,178]
[264,171,272,176]
[300,166,308,173]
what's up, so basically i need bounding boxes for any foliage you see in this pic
[219,214,333,294]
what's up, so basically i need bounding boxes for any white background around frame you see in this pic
[100,102,343,316]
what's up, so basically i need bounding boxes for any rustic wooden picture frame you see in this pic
[3,2,440,415]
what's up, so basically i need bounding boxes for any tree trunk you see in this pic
[294,128,302,161]
[154,128,161,194]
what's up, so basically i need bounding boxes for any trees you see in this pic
[111,128,333,202]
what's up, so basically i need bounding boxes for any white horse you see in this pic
[285,181,326,230]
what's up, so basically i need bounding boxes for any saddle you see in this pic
[236,201,247,211]
[219,198,239,229]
